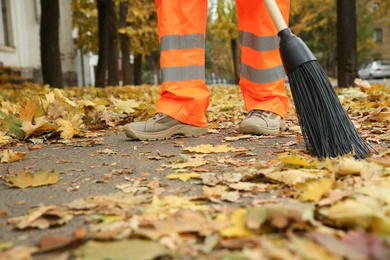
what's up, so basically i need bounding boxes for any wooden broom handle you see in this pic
[264,0,288,32]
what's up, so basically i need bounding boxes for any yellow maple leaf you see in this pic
[114,99,140,114]
[55,114,83,139]
[18,98,40,122]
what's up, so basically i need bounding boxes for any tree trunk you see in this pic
[106,0,119,86]
[119,1,133,85]
[231,38,240,85]
[337,0,357,87]
[134,54,142,85]
[95,0,109,88]
[146,52,159,85]
[40,0,63,88]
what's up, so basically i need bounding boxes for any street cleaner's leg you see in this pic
[124,0,209,140]
[236,0,290,135]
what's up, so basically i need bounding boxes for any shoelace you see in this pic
[152,113,165,120]
[247,110,270,120]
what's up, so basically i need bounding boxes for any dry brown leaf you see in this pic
[1,149,27,163]
[8,205,73,229]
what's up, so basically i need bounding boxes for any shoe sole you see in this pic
[238,120,286,136]
[124,125,208,140]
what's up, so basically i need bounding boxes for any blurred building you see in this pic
[372,3,390,60]
[0,0,76,85]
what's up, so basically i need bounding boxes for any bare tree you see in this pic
[40,0,63,88]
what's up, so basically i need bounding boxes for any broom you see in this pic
[264,0,371,159]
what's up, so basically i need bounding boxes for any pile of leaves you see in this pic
[1,80,390,259]
[1,80,389,145]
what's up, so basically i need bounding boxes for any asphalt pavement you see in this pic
[0,128,300,250]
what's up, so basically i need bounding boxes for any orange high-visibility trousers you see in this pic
[155,0,290,127]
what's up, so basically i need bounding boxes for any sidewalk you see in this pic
[0,128,299,256]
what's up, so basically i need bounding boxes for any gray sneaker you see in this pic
[238,110,285,135]
[124,113,208,140]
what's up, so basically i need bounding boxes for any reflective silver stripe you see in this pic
[160,34,205,51]
[239,30,279,52]
[241,63,285,84]
[162,65,205,82]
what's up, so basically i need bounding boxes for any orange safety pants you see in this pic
[155,0,290,127]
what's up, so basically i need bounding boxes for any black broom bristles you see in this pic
[278,29,371,159]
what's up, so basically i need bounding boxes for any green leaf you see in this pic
[2,114,24,139]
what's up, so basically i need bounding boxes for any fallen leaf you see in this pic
[326,157,366,175]
[369,107,390,121]
[74,239,170,260]
[310,232,368,260]
[0,133,11,144]
[4,170,59,188]
[163,158,207,169]
[0,209,8,218]
[37,235,78,252]
[203,185,227,197]
[219,208,254,237]
[0,241,13,252]
[0,245,38,260]
[292,237,342,260]
[221,191,240,203]
[246,200,317,230]
[300,177,334,202]
[2,115,24,139]
[18,98,40,122]
[166,172,200,182]
[325,196,382,229]
[114,99,139,114]
[355,186,390,204]
[55,114,83,139]
[183,144,245,154]
[278,153,319,167]
[265,169,325,186]
[224,135,252,141]
[1,150,27,163]
[8,205,73,229]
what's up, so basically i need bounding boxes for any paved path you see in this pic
[0,128,300,250]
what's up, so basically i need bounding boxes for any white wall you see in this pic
[0,0,40,68]
[0,0,76,85]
